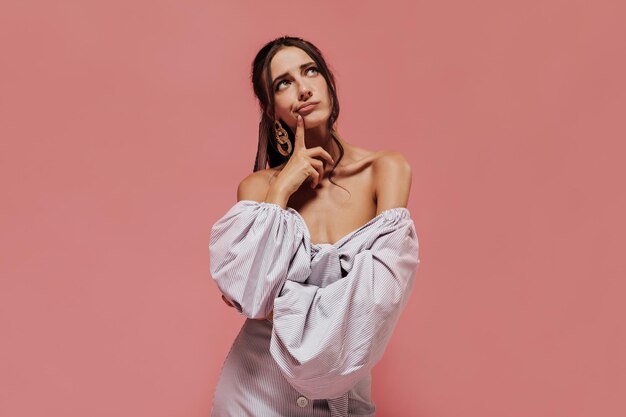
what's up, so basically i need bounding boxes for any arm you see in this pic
[373,150,412,214]
[209,173,310,319]
[270,214,420,399]
[269,153,420,399]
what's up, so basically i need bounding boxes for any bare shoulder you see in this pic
[372,150,412,172]
[340,145,409,171]
[372,150,412,213]
[236,168,281,202]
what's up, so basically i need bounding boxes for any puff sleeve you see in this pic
[269,211,420,400]
[209,200,311,319]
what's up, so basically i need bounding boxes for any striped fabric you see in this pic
[209,200,420,416]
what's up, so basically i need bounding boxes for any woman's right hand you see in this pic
[273,114,335,196]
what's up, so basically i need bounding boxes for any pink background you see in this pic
[1,1,624,416]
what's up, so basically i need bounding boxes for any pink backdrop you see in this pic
[1,1,624,416]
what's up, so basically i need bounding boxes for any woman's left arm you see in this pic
[270,215,420,400]
[269,152,419,400]
[373,151,412,214]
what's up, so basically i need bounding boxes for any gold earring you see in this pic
[273,120,292,156]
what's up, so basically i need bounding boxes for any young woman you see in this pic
[209,36,421,417]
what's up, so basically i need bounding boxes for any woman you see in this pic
[209,36,420,417]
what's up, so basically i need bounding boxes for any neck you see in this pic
[304,123,341,162]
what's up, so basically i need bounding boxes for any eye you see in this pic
[276,79,289,91]
[275,66,320,91]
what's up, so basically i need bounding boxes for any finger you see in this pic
[309,167,320,189]
[309,158,324,188]
[307,146,335,166]
[293,114,306,150]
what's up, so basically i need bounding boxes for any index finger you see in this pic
[293,114,306,150]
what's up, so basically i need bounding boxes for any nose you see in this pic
[299,84,312,101]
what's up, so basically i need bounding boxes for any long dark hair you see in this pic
[250,36,346,190]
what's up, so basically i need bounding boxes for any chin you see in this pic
[301,111,330,128]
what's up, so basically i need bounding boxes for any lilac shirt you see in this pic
[209,200,420,416]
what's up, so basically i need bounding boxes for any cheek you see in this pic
[273,99,290,117]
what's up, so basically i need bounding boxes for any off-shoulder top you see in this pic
[209,200,420,417]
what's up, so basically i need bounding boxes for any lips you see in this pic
[297,102,318,114]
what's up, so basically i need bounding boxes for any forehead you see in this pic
[270,46,313,75]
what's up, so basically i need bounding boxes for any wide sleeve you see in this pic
[269,212,420,400]
[209,200,311,319]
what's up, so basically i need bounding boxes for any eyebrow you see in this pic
[272,61,316,86]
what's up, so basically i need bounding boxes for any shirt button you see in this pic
[296,395,308,407]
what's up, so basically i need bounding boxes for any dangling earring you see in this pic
[273,120,292,156]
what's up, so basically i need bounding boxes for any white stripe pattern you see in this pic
[209,200,420,416]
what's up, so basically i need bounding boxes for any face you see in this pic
[267,46,332,132]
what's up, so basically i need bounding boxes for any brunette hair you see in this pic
[250,36,346,189]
